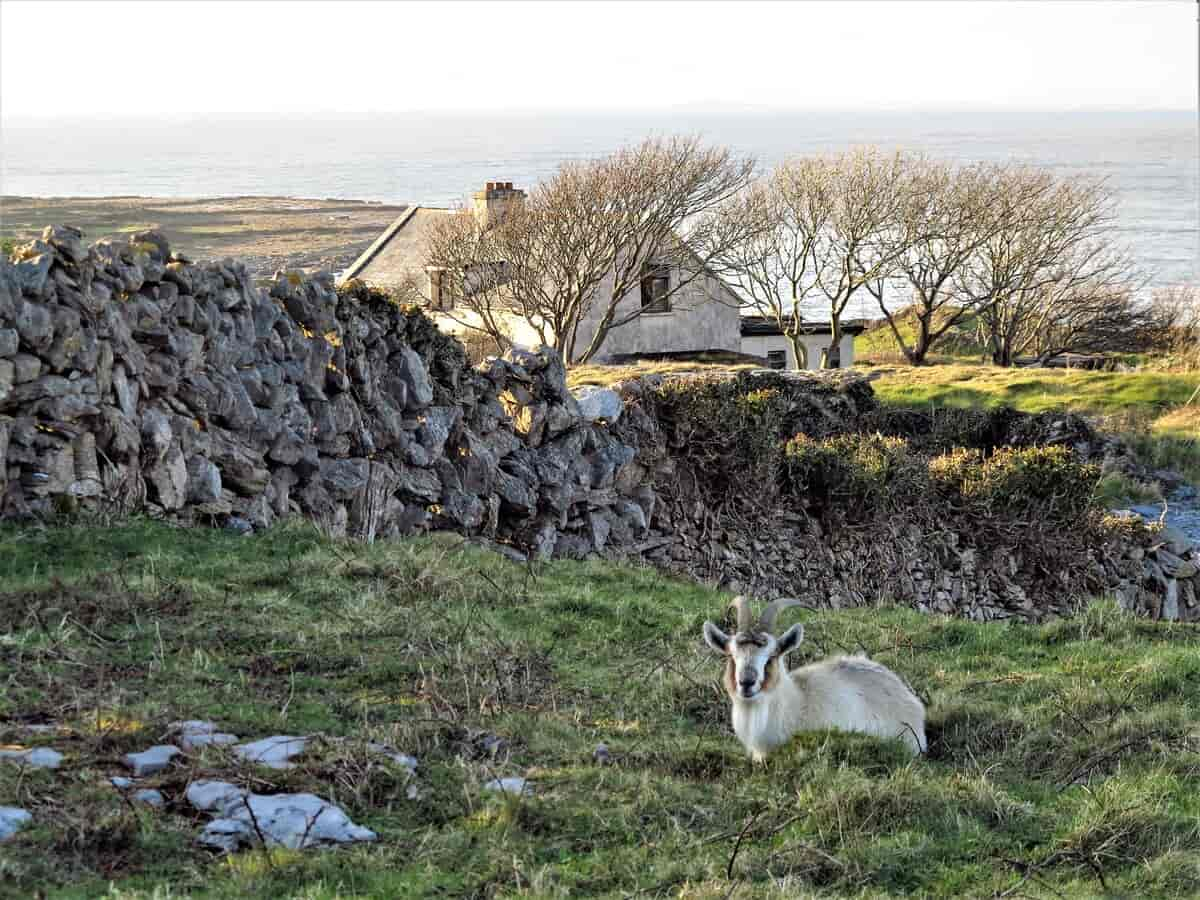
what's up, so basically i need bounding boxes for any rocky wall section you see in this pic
[0,227,651,555]
[606,374,1200,623]
[1,226,1195,625]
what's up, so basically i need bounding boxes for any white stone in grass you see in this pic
[483,777,532,797]
[110,776,134,789]
[366,742,418,774]
[0,807,31,841]
[170,720,239,752]
[573,386,623,423]
[233,735,308,769]
[196,818,250,853]
[186,780,247,813]
[123,745,180,776]
[196,793,376,852]
[134,789,165,808]
[0,747,63,769]
[183,731,239,751]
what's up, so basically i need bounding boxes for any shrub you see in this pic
[648,374,815,508]
[784,433,922,516]
[947,445,1100,521]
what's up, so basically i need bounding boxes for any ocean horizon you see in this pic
[3,109,1197,296]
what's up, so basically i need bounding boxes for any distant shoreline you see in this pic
[0,195,407,279]
[1,194,398,203]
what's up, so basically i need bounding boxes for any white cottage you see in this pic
[338,182,743,363]
[739,315,866,371]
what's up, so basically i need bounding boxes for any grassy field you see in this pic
[2,521,1199,898]
[854,309,988,365]
[864,363,1200,483]
[863,363,1198,417]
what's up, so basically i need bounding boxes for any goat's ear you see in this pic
[702,621,730,655]
[776,623,804,656]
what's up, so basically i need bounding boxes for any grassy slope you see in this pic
[2,522,1199,898]
[854,308,988,364]
[864,363,1198,417]
[865,363,1200,483]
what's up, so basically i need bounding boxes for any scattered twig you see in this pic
[241,796,275,868]
[726,806,767,879]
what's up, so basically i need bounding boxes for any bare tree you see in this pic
[715,147,913,369]
[1149,283,1200,370]
[711,159,830,368]
[960,169,1140,366]
[818,147,915,367]
[422,136,755,364]
[863,159,1007,364]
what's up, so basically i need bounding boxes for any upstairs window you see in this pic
[766,350,787,370]
[640,264,671,313]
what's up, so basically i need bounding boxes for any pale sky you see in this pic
[0,0,1195,117]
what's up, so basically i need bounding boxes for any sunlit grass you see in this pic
[0,521,1197,897]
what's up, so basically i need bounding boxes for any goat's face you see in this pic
[702,621,804,703]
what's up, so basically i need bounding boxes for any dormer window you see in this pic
[640,263,671,313]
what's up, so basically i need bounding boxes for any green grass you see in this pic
[569,356,757,388]
[868,363,1200,483]
[854,307,988,364]
[865,363,1199,417]
[2,521,1199,898]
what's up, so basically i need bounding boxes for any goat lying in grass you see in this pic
[703,597,927,761]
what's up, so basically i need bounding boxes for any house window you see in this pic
[640,264,671,313]
[766,350,787,370]
[427,267,450,311]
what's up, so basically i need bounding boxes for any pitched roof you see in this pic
[338,206,454,286]
[739,315,868,337]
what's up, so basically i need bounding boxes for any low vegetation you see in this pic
[865,363,1200,483]
[855,307,988,365]
[568,354,758,388]
[2,521,1198,898]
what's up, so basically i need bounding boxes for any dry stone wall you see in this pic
[0,227,651,555]
[606,374,1200,624]
[1,226,1195,624]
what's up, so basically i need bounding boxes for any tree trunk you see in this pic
[787,333,808,370]
[909,313,933,365]
[821,317,843,369]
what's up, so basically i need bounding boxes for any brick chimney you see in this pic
[472,181,526,228]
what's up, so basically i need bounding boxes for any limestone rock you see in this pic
[171,720,239,752]
[0,747,63,769]
[186,780,247,813]
[197,793,376,852]
[483,777,532,797]
[573,386,623,423]
[134,789,166,808]
[123,745,180,776]
[233,735,308,770]
[395,348,433,409]
[0,807,31,842]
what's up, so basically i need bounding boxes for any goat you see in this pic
[702,596,927,761]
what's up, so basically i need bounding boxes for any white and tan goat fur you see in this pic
[703,597,927,761]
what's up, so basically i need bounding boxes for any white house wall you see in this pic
[740,333,856,370]
[573,268,741,361]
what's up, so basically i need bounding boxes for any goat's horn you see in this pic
[757,598,805,633]
[729,595,754,633]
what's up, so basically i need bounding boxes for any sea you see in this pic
[2,109,1196,316]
